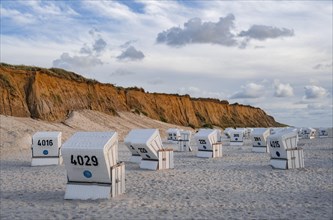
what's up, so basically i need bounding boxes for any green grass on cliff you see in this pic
[1,63,98,84]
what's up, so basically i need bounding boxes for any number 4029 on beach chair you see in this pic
[61,131,125,200]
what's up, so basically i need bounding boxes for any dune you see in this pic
[0,111,332,219]
[0,110,189,157]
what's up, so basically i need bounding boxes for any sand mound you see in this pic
[0,110,190,155]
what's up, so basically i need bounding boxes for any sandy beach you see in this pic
[1,111,332,219]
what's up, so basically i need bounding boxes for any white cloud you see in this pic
[52,53,103,69]
[82,1,138,21]
[0,7,36,25]
[80,38,107,55]
[93,38,107,54]
[141,1,192,25]
[156,14,295,48]
[156,14,237,47]
[313,62,333,70]
[273,80,294,97]
[307,103,332,110]
[266,105,332,127]
[178,86,200,95]
[110,69,135,77]
[304,85,328,99]
[78,29,108,56]
[239,25,294,40]
[79,44,92,55]
[19,1,77,16]
[116,46,145,61]
[147,79,164,85]
[178,86,226,99]
[238,25,294,48]
[188,87,201,93]
[52,29,109,69]
[120,40,138,48]
[230,83,265,99]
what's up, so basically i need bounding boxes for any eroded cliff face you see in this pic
[0,64,283,128]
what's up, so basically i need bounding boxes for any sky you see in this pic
[1,0,332,127]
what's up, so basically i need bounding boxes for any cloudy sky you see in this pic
[1,1,332,127]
